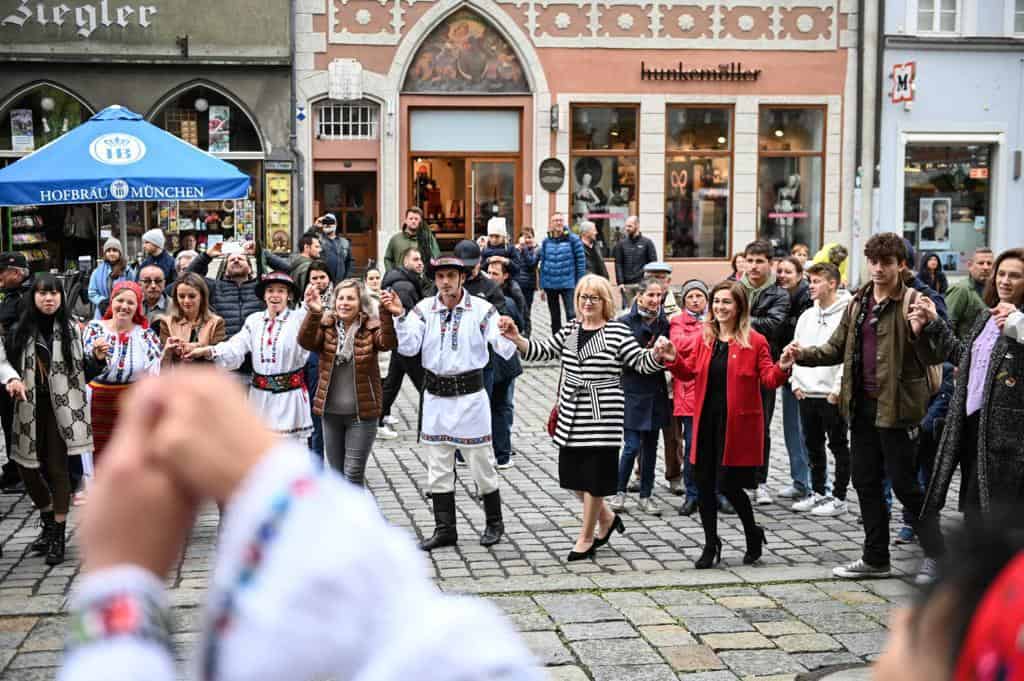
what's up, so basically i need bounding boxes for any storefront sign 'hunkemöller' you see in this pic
[641,61,762,82]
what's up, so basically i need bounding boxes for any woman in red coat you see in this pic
[661,280,794,568]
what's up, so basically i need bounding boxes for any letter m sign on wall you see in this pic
[890,62,916,104]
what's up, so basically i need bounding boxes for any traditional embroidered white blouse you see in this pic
[82,322,162,384]
[57,443,540,681]
[211,307,312,437]
[394,289,515,447]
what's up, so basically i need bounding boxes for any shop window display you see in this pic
[152,86,262,154]
[0,84,89,153]
[902,143,991,271]
[664,107,731,258]
[757,107,824,256]
[570,106,638,250]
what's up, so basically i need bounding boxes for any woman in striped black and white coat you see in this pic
[499,274,666,562]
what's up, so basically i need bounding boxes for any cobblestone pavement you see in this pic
[0,303,958,680]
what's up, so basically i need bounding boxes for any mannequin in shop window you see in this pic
[773,174,800,249]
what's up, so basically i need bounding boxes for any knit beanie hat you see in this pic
[680,278,709,301]
[142,229,166,250]
[103,237,123,254]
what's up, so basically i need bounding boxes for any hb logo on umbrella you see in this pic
[109,180,130,200]
[90,134,147,166]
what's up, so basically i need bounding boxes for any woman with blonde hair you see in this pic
[663,280,795,568]
[158,273,226,367]
[298,278,396,484]
[499,274,666,561]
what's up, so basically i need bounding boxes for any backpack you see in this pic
[901,289,943,396]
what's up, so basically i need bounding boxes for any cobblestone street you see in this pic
[0,305,957,680]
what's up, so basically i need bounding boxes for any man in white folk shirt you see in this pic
[380,254,516,551]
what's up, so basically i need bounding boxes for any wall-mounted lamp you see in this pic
[194,97,209,113]
[549,104,559,131]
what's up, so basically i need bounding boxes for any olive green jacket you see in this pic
[796,279,954,429]
[945,277,987,342]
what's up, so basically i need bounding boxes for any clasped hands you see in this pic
[78,369,278,580]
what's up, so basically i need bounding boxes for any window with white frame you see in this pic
[316,101,378,140]
[917,0,960,33]
[1015,0,1024,33]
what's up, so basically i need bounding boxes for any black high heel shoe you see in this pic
[567,543,597,562]
[695,538,722,569]
[592,514,626,549]
[743,526,768,565]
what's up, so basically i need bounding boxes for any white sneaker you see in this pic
[755,484,773,506]
[915,558,940,586]
[777,485,803,499]
[376,425,398,440]
[791,492,825,513]
[382,415,399,426]
[833,558,891,579]
[609,493,627,511]
[638,497,662,516]
[811,498,848,517]
[496,459,514,470]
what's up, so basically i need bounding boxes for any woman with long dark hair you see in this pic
[919,252,949,295]
[662,280,795,568]
[2,274,94,564]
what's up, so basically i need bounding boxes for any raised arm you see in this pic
[522,323,573,362]
[617,328,664,375]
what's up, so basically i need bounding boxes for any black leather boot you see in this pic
[31,510,56,554]
[419,492,458,551]
[479,490,504,547]
[46,521,66,566]
[743,526,767,565]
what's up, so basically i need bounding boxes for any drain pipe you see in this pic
[289,0,306,237]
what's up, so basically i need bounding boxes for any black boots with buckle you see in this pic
[31,510,56,554]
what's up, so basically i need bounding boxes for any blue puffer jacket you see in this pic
[538,232,586,291]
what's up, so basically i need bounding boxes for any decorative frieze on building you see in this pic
[326,0,838,50]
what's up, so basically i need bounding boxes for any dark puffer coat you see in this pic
[188,252,264,338]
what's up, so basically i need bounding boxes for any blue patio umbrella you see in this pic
[0,104,251,247]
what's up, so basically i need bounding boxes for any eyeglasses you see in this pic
[579,294,603,304]
[140,278,165,285]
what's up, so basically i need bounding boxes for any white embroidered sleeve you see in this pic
[211,320,254,371]
[57,567,175,681]
[394,305,426,358]
[208,443,541,681]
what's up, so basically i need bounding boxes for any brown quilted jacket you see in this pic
[298,309,397,420]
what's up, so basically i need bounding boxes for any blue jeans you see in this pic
[681,416,699,501]
[618,429,659,498]
[544,288,575,334]
[782,388,811,494]
[305,354,324,469]
[491,378,515,465]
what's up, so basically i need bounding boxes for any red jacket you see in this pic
[669,311,704,416]
[666,330,789,468]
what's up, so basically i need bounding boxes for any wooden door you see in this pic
[315,172,378,269]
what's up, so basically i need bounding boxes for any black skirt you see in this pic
[559,446,619,497]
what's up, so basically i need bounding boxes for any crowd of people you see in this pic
[0,208,1020,590]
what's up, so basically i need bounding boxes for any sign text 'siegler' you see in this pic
[640,62,762,82]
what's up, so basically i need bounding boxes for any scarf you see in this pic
[334,317,359,365]
[741,272,777,309]
[9,323,92,468]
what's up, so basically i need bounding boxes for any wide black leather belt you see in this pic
[251,368,305,394]
[424,369,484,397]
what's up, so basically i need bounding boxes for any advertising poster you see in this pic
[264,172,292,253]
[10,109,34,152]
[918,196,952,250]
[208,105,231,153]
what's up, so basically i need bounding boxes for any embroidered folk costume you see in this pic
[393,251,516,550]
[57,443,540,681]
[209,273,312,440]
[83,281,162,463]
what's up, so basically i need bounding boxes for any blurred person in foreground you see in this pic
[874,514,1024,681]
[56,369,539,681]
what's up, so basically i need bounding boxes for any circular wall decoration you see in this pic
[796,14,814,33]
[617,13,634,30]
[355,9,372,25]
[678,13,695,31]
[738,14,755,32]
[554,12,571,29]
